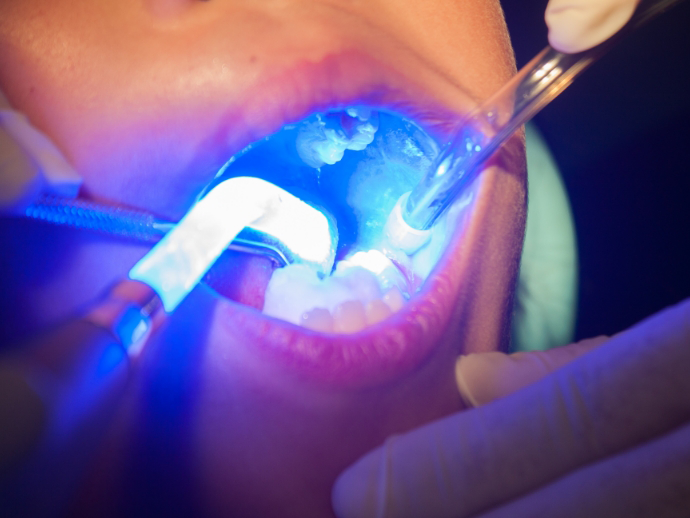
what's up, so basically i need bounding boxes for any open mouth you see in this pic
[197,105,484,387]
[3,22,520,388]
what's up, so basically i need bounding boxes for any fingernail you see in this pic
[456,351,553,407]
[456,336,611,406]
[546,0,638,52]
[455,352,512,407]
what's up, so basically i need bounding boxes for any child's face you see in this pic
[0,1,527,515]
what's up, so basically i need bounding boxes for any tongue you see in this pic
[203,250,276,310]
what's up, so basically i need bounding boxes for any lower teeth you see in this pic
[211,108,456,333]
[263,251,409,333]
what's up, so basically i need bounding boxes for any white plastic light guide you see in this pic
[130,176,335,312]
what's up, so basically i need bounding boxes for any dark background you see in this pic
[501,0,690,339]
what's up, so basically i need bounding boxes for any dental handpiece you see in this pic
[24,195,294,267]
[400,0,684,234]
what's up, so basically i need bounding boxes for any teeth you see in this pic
[364,299,392,325]
[263,250,410,333]
[333,300,367,334]
[301,307,334,333]
[382,286,405,313]
[300,295,398,335]
[346,106,372,122]
[331,265,382,302]
[339,250,409,295]
[297,292,400,334]
[263,264,327,325]
[295,109,379,168]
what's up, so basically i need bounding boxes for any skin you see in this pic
[0,0,526,516]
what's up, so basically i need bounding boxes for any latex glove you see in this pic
[546,0,641,53]
[0,280,161,515]
[333,298,690,518]
[0,91,81,213]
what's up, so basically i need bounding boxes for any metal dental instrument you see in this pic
[24,194,299,268]
[400,0,685,234]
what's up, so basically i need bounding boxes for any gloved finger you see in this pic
[0,92,81,213]
[0,124,43,212]
[545,0,641,53]
[455,335,609,407]
[0,279,162,514]
[332,298,690,518]
[477,420,690,518]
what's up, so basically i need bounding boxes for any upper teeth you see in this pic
[295,111,379,169]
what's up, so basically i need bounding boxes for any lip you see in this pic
[184,48,507,389]
[84,42,519,389]
[211,196,478,389]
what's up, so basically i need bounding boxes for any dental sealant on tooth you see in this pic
[129,177,336,312]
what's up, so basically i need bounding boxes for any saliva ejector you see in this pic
[387,0,684,254]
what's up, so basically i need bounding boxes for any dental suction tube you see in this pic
[402,0,685,232]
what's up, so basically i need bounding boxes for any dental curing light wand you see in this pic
[129,176,336,312]
[390,0,685,253]
[24,195,299,268]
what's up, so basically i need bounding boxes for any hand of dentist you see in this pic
[333,298,690,518]
[332,1,690,517]
[0,91,80,213]
[0,279,161,513]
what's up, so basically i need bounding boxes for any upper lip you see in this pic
[197,48,480,184]
[199,47,488,389]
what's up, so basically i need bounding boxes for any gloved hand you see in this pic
[0,91,81,213]
[0,280,162,515]
[546,0,641,53]
[332,298,690,518]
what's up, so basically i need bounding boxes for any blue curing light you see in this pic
[129,176,336,312]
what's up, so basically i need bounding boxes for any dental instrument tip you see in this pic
[384,192,431,254]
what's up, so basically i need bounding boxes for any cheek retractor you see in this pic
[128,176,337,312]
